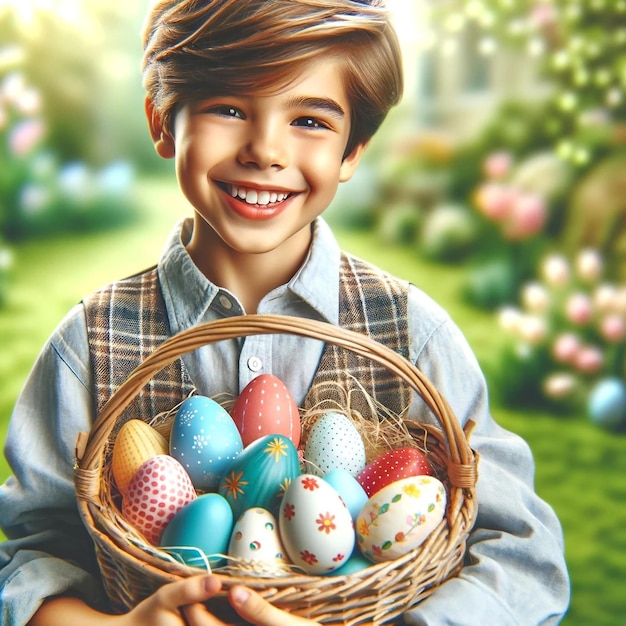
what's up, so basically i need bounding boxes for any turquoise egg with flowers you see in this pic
[218,434,300,521]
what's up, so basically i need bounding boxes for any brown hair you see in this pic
[142,0,403,156]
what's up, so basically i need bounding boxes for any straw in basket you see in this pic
[74,314,478,625]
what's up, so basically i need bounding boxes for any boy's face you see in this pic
[147,57,366,261]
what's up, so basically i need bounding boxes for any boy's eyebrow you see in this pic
[285,96,346,119]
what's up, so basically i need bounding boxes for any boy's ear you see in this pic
[145,97,175,159]
[339,141,369,183]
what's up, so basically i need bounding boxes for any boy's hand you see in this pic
[124,576,319,626]
[30,576,321,626]
[120,575,225,626]
[228,586,319,625]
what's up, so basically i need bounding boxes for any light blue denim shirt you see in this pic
[0,217,569,625]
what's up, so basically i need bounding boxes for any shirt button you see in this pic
[218,294,233,310]
[247,356,263,372]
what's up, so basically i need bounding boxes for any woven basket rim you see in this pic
[74,313,478,622]
[77,314,476,480]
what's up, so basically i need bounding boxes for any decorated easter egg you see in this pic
[231,374,301,447]
[356,475,446,563]
[228,507,288,573]
[160,493,233,569]
[356,446,433,498]
[218,434,300,521]
[322,468,368,521]
[170,395,243,492]
[122,455,196,545]
[588,377,626,430]
[112,419,168,496]
[325,551,372,576]
[304,411,366,477]
[279,474,355,574]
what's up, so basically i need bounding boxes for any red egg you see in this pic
[122,455,196,545]
[356,446,433,498]
[230,374,301,447]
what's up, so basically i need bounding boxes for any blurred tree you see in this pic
[0,1,159,172]
[427,0,626,169]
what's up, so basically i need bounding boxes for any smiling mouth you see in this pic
[227,184,292,206]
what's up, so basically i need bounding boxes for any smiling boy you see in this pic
[0,1,569,625]
[153,56,366,314]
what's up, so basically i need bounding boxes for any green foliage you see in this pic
[0,65,141,305]
[428,0,626,169]
[418,203,478,263]
[0,3,157,171]
[562,151,626,280]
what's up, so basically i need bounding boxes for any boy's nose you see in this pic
[237,123,288,170]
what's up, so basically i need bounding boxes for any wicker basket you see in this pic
[75,314,478,625]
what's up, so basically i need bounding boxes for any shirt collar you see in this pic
[158,217,340,334]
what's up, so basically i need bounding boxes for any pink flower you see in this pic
[574,346,604,373]
[519,315,547,344]
[576,249,603,283]
[521,282,551,313]
[9,118,45,156]
[615,288,626,316]
[566,293,593,325]
[14,87,41,116]
[541,254,570,288]
[543,373,577,399]
[593,284,618,313]
[530,2,558,29]
[475,182,516,221]
[600,315,626,343]
[552,333,581,363]
[498,306,523,334]
[504,192,547,240]
[483,151,513,179]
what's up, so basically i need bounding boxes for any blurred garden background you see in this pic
[1,0,626,624]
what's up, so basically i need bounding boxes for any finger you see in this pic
[181,602,230,626]
[229,586,317,625]
[154,575,223,611]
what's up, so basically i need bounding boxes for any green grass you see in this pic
[1,181,626,625]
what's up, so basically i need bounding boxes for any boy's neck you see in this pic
[185,220,312,314]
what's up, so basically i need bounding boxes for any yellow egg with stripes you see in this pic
[112,419,168,496]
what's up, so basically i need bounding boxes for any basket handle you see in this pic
[76,314,477,490]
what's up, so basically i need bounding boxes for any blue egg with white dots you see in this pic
[170,395,243,491]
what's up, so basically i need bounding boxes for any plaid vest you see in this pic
[83,253,411,425]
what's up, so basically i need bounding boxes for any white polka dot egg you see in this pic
[304,411,366,477]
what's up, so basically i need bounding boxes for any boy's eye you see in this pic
[293,117,329,130]
[207,105,244,119]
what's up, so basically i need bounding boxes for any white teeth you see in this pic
[229,185,288,205]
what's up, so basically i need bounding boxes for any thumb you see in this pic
[228,586,317,625]
[153,574,222,610]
